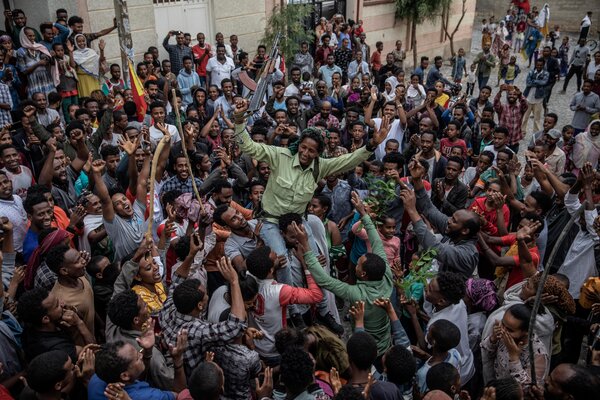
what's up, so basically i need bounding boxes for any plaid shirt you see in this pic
[0,82,13,126]
[493,91,528,145]
[159,275,246,373]
[34,262,57,291]
[162,38,193,75]
[160,175,204,195]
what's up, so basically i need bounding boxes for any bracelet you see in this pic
[174,363,184,369]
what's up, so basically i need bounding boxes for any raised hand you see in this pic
[205,351,214,362]
[350,191,366,216]
[233,99,250,121]
[255,367,273,399]
[98,39,106,51]
[370,86,378,102]
[69,205,87,227]
[136,318,156,351]
[216,256,238,284]
[169,329,189,361]
[118,135,140,156]
[373,298,393,314]
[330,367,342,395]
[349,300,365,327]
[371,115,391,146]
[190,233,204,255]
[22,105,37,119]
[516,220,542,242]
[399,188,417,212]
[408,158,425,180]
[582,162,595,187]
[289,221,309,250]
[91,159,106,175]
[155,122,170,136]
[75,347,96,382]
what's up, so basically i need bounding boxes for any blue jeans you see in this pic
[477,75,489,92]
[260,219,321,316]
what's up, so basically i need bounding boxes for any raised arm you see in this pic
[91,19,117,39]
[217,256,246,321]
[117,135,141,195]
[363,87,377,128]
[38,137,57,187]
[68,127,90,174]
[91,159,115,221]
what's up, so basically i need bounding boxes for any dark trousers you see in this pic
[543,82,555,110]
[580,26,590,40]
[563,65,584,91]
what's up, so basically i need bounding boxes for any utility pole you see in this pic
[113,0,133,84]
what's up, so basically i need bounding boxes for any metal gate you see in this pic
[289,0,347,28]
[153,0,213,61]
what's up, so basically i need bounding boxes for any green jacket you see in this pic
[303,214,393,355]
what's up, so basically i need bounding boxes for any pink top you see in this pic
[352,221,400,266]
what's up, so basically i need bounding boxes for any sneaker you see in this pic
[290,313,306,329]
[317,312,345,336]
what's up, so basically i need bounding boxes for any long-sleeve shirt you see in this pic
[252,274,323,358]
[162,37,193,75]
[569,45,590,67]
[557,192,599,299]
[493,91,528,145]
[234,123,372,224]
[347,60,370,81]
[481,332,548,390]
[414,187,479,279]
[569,91,600,130]
[159,275,246,374]
[304,214,393,355]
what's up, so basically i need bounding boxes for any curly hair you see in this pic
[45,245,70,274]
[107,290,142,330]
[334,385,364,400]
[280,349,315,394]
[384,345,416,385]
[17,287,50,327]
[95,341,131,384]
[173,278,205,314]
[346,331,377,370]
[436,271,466,305]
[429,319,461,352]
[26,350,70,393]
[486,378,523,400]
[531,273,576,315]
[189,361,223,400]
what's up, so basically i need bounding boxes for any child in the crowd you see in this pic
[440,120,468,159]
[416,319,462,394]
[351,213,400,267]
[500,56,521,84]
[561,124,576,172]
[558,36,570,77]
[53,42,78,121]
[466,63,477,96]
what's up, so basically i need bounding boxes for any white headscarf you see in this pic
[72,34,100,77]
[19,27,60,86]
[573,119,600,169]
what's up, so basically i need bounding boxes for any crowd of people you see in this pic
[1,3,600,400]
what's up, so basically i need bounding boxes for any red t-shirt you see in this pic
[501,233,540,289]
[192,44,212,77]
[440,138,467,159]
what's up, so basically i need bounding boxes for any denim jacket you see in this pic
[524,69,549,99]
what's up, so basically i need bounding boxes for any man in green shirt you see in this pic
[232,98,390,327]
[290,192,393,355]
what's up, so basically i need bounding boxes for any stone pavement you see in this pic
[436,29,585,160]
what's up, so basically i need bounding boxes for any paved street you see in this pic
[439,29,584,159]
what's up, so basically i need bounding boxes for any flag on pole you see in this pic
[128,59,147,122]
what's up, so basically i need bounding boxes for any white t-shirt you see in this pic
[206,56,235,88]
[149,123,180,146]
[207,285,231,323]
[582,15,591,28]
[373,118,404,160]
[482,144,515,165]
[2,166,34,199]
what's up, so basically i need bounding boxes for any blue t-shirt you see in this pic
[416,349,462,394]
[88,375,175,400]
[23,229,39,264]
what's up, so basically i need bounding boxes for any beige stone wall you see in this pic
[84,0,156,65]
[353,0,477,68]
[212,0,269,56]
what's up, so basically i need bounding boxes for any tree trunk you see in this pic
[449,33,455,57]
[411,18,417,69]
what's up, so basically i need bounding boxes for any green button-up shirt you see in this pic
[235,123,372,223]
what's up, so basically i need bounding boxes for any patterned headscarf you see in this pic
[174,193,202,222]
[530,273,576,315]
[466,278,498,312]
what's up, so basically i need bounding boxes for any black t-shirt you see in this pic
[22,328,77,363]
